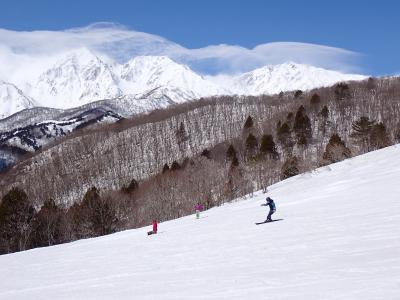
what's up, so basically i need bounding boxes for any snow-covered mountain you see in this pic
[0,81,37,119]
[0,49,367,120]
[1,145,399,299]
[119,56,227,99]
[26,48,123,108]
[215,62,366,95]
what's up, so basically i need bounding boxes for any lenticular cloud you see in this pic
[0,22,362,75]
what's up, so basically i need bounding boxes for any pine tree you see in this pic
[334,83,351,101]
[320,106,329,119]
[277,122,294,152]
[322,133,351,164]
[259,134,279,159]
[73,187,118,238]
[243,116,254,129]
[310,93,321,106]
[170,161,181,171]
[281,156,300,180]
[319,105,329,135]
[370,122,391,150]
[226,144,237,161]
[162,163,170,173]
[122,178,139,194]
[231,155,239,168]
[351,116,375,151]
[294,90,303,98]
[226,144,239,167]
[293,105,312,144]
[176,122,188,144]
[286,112,294,128]
[245,133,258,153]
[201,149,211,159]
[31,199,65,247]
[276,120,282,131]
[0,187,35,253]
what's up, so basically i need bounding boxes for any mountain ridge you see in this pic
[0,48,367,120]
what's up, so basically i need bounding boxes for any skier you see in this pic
[262,197,276,222]
[194,203,204,219]
[147,219,158,235]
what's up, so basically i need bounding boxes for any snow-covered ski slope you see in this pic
[1,145,400,299]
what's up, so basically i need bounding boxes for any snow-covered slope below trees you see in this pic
[1,145,399,299]
[0,48,366,120]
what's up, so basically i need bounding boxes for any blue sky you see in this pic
[0,0,399,75]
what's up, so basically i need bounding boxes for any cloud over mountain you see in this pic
[0,22,363,76]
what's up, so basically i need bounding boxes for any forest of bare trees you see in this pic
[1,76,400,254]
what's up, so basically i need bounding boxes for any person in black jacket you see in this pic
[261,197,276,222]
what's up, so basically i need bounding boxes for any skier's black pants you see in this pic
[267,210,275,221]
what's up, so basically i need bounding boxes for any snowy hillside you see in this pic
[0,81,37,119]
[1,145,399,299]
[0,48,367,120]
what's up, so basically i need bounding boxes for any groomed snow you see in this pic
[1,145,400,299]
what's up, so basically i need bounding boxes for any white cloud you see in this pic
[0,22,363,76]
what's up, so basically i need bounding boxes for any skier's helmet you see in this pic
[266,197,271,202]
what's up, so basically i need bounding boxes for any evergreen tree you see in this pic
[176,122,188,144]
[277,122,294,152]
[351,116,375,150]
[320,106,329,119]
[322,133,351,164]
[310,93,321,106]
[122,178,139,194]
[0,187,35,253]
[370,122,391,150]
[243,116,254,129]
[259,134,279,159]
[201,149,211,159]
[319,105,329,135]
[334,83,351,101]
[286,112,294,128]
[281,156,300,180]
[170,161,181,171]
[73,187,118,238]
[366,77,377,91]
[226,144,237,161]
[293,105,312,144]
[245,133,258,153]
[231,155,239,168]
[31,199,65,247]
[294,90,303,98]
[162,163,170,173]
[226,144,239,167]
[276,120,282,131]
